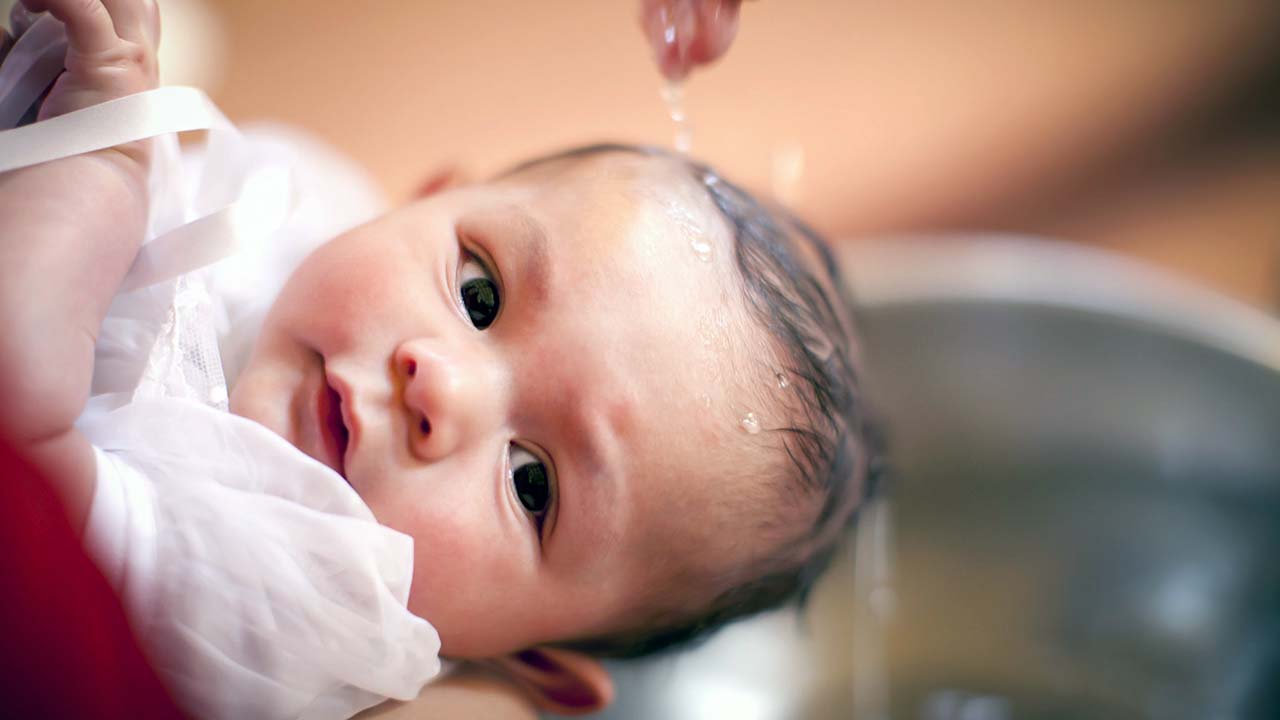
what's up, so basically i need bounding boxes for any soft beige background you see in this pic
[10,0,1278,306]
[202,1,1280,308]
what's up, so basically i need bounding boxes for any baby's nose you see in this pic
[393,338,501,462]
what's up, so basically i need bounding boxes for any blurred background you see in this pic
[7,1,1278,717]
[129,0,1280,312]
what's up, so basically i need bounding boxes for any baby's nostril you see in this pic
[405,359,417,377]
[419,418,431,435]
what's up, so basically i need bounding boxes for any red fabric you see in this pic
[0,437,185,719]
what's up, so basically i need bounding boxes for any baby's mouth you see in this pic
[318,377,350,479]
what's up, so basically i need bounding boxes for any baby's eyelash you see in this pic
[457,249,501,329]
[510,444,554,533]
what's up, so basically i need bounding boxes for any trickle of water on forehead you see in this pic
[739,412,761,434]
[661,80,693,154]
[690,237,712,262]
[659,195,712,263]
[775,372,790,390]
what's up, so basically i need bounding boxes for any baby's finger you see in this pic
[100,0,157,45]
[19,0,119,54]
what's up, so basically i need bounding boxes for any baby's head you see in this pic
[231,144,877,706]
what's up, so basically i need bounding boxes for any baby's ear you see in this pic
[489,646,614,716]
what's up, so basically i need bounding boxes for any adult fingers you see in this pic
[641,0,696,80]
[640,0,743,80]
[687,0,740,67]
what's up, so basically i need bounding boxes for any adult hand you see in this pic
[639,0,742,81]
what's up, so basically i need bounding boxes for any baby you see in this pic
[0,1,876,717]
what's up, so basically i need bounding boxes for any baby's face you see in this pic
[231,153,778,658]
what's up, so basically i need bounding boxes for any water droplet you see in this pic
[775,372,790,389]
[661,80,693,154]
[690,237,712,262]
[660,79,681,104]
[674,127,693,154]
[740,412,761,434]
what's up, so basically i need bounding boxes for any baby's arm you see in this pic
[0,0,158,530]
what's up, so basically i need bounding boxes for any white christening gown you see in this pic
[0,13,440,720]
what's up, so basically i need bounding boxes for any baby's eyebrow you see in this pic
[506,207,552,305]
[554,399,624,554]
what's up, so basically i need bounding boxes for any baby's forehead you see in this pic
[496,154,791,406]
[503,147,687,183]
[516,152,790,417]
[502,149,711,215]
[489,152,731,303]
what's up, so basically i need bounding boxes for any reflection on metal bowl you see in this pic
[853,238,1280,720]
[574,237,1280,720]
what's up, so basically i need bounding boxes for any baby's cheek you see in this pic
[403,512,507,644]
[321,248,430,345]
[402,507,491,594]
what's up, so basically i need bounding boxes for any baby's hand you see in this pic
[0,4,162,534]
[22,0,159,123]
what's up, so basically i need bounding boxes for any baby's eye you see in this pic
[510,445,552,517]
[459,252,500,330]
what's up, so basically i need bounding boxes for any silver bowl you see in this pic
[850,237,1280,720]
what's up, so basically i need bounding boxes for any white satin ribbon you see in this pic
[0,13,65,128]
[0,84,292,291]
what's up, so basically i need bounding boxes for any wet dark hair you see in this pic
[505,143,886,659]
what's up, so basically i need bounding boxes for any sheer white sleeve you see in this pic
[80,399,441,720]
